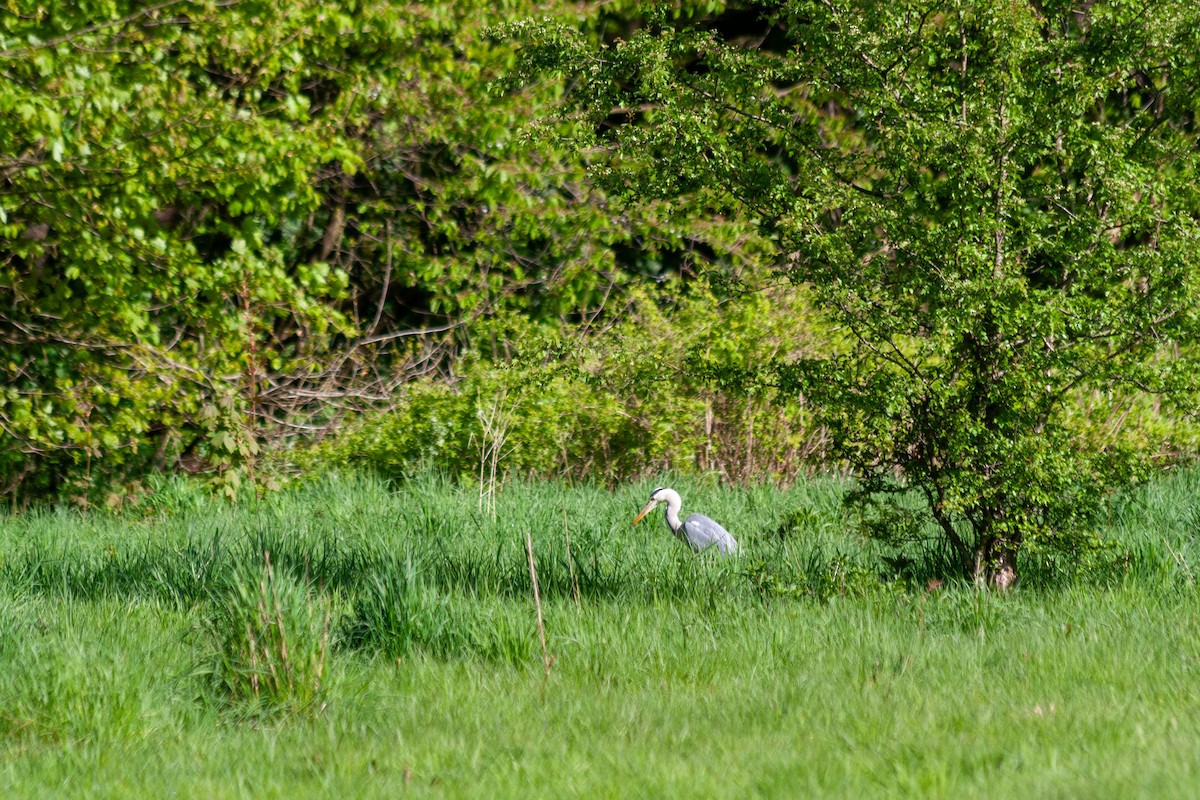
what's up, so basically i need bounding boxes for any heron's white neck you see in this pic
[659,491,683,533]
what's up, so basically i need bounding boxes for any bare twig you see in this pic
[524,530,554,693]
[564,509,580,605]
[368,219,394,336]
[477,392,512,521]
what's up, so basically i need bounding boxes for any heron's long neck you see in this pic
[663,502,683,533]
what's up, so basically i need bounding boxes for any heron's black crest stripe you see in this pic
[650,487,665,497]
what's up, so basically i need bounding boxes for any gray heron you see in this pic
[632,487,740,556]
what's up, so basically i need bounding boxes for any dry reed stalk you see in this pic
[564,509,580,605]
[476,393,511,522]
[524,530,554,689]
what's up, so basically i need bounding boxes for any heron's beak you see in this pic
[632,501,656,526]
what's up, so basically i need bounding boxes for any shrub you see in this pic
[303,283,827,485]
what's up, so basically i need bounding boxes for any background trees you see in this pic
[508,0,1200,585]
[2,1,787,502]
[2,0,360,497]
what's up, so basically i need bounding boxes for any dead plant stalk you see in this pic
[524,530,554,689]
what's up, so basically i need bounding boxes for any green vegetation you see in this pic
[507,1,1200,585]
[305,283,824,485]
[7,1,1199,590]
[0,0,784,501]
[2,472,1200,796]
[5,3,1200,791]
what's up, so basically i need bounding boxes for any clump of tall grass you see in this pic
[195,552,331,715]
[339,559,536,664]
[341,560,459,657]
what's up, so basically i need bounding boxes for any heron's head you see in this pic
[631,487,672,526]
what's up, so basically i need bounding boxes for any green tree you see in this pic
[2,0,762,502]
[508,1,1200,586]
[1,0,358,499]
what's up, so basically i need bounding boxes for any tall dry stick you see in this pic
[564,509,580,605]
[524,530,554,690]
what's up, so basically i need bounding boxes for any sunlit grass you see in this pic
[1,470,1200,797]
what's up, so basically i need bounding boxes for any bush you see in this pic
[303,283,827,485]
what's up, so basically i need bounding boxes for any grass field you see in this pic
[3,470,1200,798]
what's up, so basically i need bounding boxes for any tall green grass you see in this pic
[1,470,1200,797]
[195,551,332,714]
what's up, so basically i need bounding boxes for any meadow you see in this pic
[2,470,1200,798]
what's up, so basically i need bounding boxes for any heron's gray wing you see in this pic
[683,514,740,556]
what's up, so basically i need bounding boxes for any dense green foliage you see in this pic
[2,0,357,494]
[1,1,787,502]
[10,1,1200,792]
[506,0,1200,583]
[3,472,1200,795]
[307,282,825,484]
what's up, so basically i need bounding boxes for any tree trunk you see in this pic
[974,535,1018,590]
